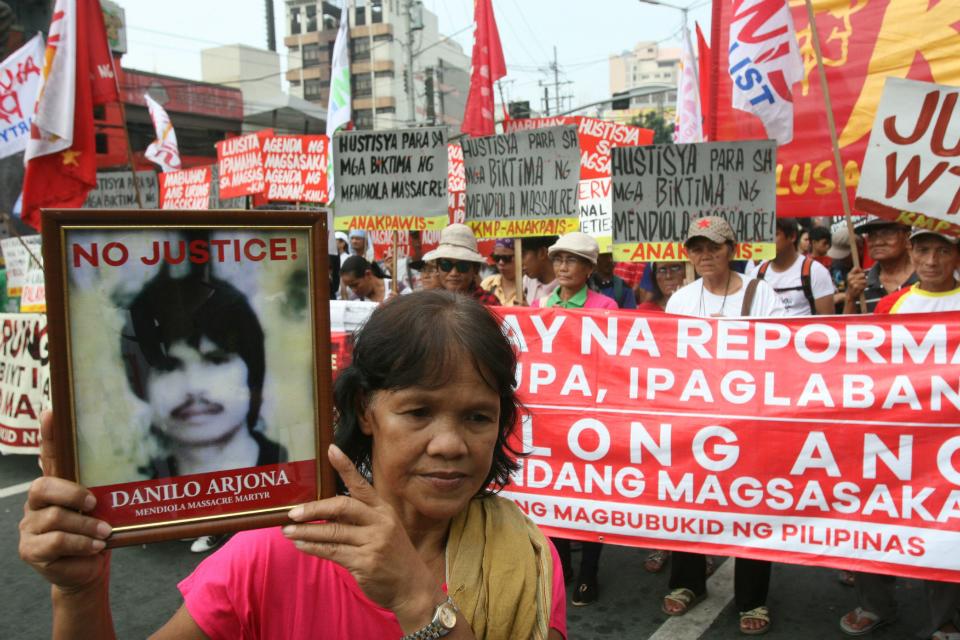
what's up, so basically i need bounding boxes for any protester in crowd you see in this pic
[798,228,811,255]
[613,261,647,303]
[839,229,960,639]
[335,231,350,266]
[754,218,836,316]
[636,262,684,312]
[416,260,442,291]
[19,291,568,640]
[663,216,784,635]
[531,233,617,311]
[422,224,499,306]
[527,232,614,606]
[348,229,375,263]
[843,217,915,313]
[589,252,637,309]
[521,235,559,304]
[827,226,859,315]
[480,239,520,306]
[340,255,408,303]
[808,226,833,268]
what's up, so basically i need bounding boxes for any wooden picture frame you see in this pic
[41,209,336,548]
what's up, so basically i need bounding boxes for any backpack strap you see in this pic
[800,256,816,314]
[756,261,770,280]
[741,278,760,316]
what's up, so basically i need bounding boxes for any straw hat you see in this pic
[422,224,486,263]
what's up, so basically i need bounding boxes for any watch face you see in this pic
[438,603,458,628]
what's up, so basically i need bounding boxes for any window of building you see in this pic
[373,33,391,42]
[304,78,324,100]
[305,5,317,32]
[95,132,108,154]
[353,37,370,61]
[354,109,373,129]
[374,69,394,78]
[371,0,383,23]
[355,0,366,26]
[302,43,320,67]
[353,74,373,97]
[93,104,106,120]
[290,7,302,35]
[379,106,395,114]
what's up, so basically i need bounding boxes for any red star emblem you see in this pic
[697,218,712,229]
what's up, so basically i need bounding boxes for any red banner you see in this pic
[710,0,960,217]
[497,307,960,583]
[159,166,211,210]
[261,135,329,203]
[88,460,317,529]
[447,142,494,256]
[215,130,273,199]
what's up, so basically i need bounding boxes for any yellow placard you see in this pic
[334,215,448,232]
[467,217,580,239]
[613,241,776,263]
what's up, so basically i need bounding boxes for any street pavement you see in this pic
[2,452,928,639]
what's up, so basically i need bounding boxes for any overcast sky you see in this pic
[118,0,711,111]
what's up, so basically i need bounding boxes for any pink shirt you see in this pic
[179,527,568,639]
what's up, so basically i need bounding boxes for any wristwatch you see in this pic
[400,596,458,640]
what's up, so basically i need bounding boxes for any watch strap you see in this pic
[400,596,457,640]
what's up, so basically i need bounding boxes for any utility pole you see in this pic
[553,46,560,115]
[544,46,573,114]
[404,0,418,125]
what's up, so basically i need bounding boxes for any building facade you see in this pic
[606,41,679,122]
[284,0,470,130]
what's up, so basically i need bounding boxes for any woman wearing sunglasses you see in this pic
[422,224,500,306]
[530,232,617,311]
[480,239,519,306]
[637,262,686,312]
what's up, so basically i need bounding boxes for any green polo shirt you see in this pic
[544,285,587,309]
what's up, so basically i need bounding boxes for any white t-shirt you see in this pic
[666,272,787,318]
[758,255,835,317]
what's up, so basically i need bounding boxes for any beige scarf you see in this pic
[446,496,553,640]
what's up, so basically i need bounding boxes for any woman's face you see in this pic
[146,337,251,446]
[440,260,478,293]
[359,358,501,524]
[491,248,515,279]
[551,251,592,290]
[341,270,374,298]
[687,239,732,279]
[655,261,685,297]
[798,231,810,254]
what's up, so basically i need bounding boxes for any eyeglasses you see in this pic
[656,264,684,275]
[551,255,586,268]
[438,259,474,273]
[490,253,514,264]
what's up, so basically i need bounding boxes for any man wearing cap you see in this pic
[422,224,499,306]
[662,216,783,636]
[480,239,519,306]
[839,228,960,639]
[531,232,617,310]
[842,217,916,313]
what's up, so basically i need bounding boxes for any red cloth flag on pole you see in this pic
[696,22,711,140]
[21,0,118,230]
[461,0,506,138]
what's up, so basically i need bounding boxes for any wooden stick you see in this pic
[1,213,42,269]
[514,237,525,305]
[391,231,399,294]
[804,0,867,314]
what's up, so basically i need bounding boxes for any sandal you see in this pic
[661,588,706,616]
[839,608,894,636]
[739,606,771,636]
[644,549,670,573]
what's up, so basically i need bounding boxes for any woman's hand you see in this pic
[18,411,113,594]
[282,445,444,632]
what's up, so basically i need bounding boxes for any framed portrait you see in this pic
[41,209,335,547]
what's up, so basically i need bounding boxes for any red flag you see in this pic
[696,22,711,140]
[21,0,118,230]
[461,0,506,137]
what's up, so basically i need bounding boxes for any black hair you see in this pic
[334,290,521,494]
[809,226,832,244]
[122,265,266,430]
[341,255,386,279]
[776,217,800,239]
[521,235,559,253]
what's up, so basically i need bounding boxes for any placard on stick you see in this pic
[462,125,581,238]
[611,140,777,262]
[333,126,448,231]
[262,135,329,203]
[159,166,211,210]
[216,130,273,200]
[855,77,960,238]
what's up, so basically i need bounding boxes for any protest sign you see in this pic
[19,265,45,313]
[159,166,211,210]
[209,164,246,209]
[0,313,49,454]
[0,34,44,160]
[216,130,272,200]
[855,78,960,238]
[262,135,329,203]
[496,306,960,583]
[370,230,441,262]
[84,170,159,208]
[0,235,41,296]
[333,126,448,231]
[505,117,653,252]
[463,125,580,238]
[611,140,777,262]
